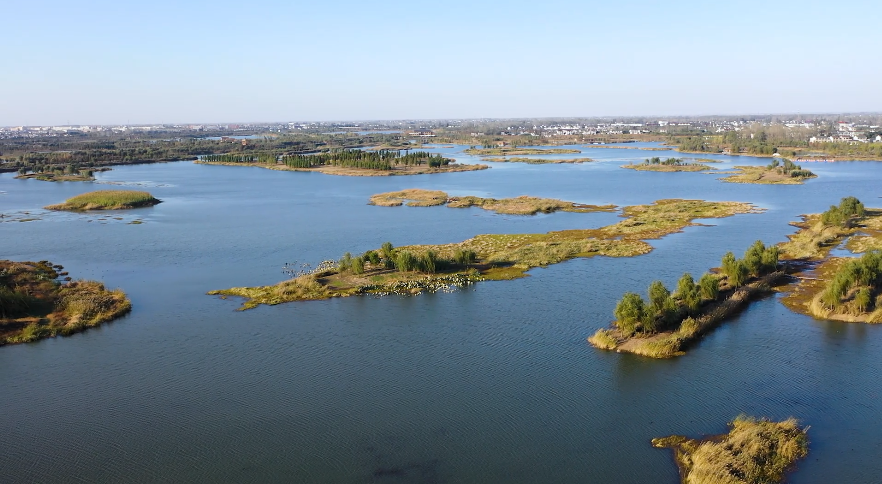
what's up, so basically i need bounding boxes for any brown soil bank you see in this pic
[1,260,131,346]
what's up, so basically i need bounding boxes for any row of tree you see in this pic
[613,241,780,336]
[644,157,686,165]
[337,242,478,276]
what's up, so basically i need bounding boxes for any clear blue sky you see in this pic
[5,0,881,125]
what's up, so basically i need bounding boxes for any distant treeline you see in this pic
[202,149,453,171]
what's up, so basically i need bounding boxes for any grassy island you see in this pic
[622,157,715,172]
[209,199,760,310]
[481,156,595,164]
[45,190,160,211]
[1,260,131,345]
[198,149,488,177]
[721,159,816,185]
[652,416,808,484]
[779,197,882,323]
[590,241,784,358]
[463,147,581,156]
[369,188,617,215]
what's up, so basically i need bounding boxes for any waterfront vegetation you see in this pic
[589,241,783,358]
[369,188,617,215]
[0,260,131,345]
[463,147,581,156]
[721,159,816,185]
[45,190,160,211]
[778,197,882,323]
[652,416,808,484]
[481,156,595,164]
[622,157,715,172]
[209,199,760,309]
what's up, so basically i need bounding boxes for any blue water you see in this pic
[1,143,881,483]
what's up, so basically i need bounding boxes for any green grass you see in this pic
[653,416,808,484]
[46,190,160,211]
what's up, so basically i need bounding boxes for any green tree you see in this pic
[338,252,352,272]
[698,273,720,300]
[351,256,365,275]
[614,292,645,337]
[648,280,671,315]
[676,273,701,313]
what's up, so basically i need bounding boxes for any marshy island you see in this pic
[209,199,761,309]
[198,149,488,176]
[721,159,816,185]
[0,260,131,345]
[622,157,716,172]
[45,190,160,211]
[368,188,616,215]
[652,416,808,484]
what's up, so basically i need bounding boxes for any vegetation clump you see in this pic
[45,190,160,211]
[210,199,760,309]
[369,189,449,207]
[0,260,131,345]
[622,157,715,172]
[652,416,808,484]
[589,241,783,358]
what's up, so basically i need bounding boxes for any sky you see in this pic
[4,0,882,125]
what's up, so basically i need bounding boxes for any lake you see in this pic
[2,144,881,483]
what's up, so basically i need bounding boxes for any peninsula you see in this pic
[0,260,131,345]
[368,189,617,215]
[45,190,161,211]
[652,416,808,484]
[209,199,760,310]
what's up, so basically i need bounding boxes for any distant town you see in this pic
[2,114,881,144]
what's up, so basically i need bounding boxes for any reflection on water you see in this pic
[1,143,881,483]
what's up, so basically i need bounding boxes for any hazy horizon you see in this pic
[7,0,882,126]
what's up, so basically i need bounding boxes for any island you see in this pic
[720,159,816,185]
[1,260,131,345]
[198,149,488,177]
[481,157,595,164]
[209,199,761,310]
[45,190,161,211]
[622,157,716,172]
[463,147,581,156]
[368,188,617,215]
[589,241,784,358]
[652,416,808,484]
[779,197,882,323]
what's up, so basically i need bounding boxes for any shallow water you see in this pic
[1,144,881,483]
